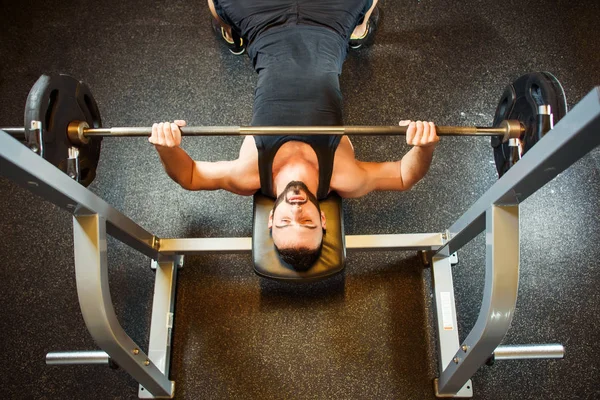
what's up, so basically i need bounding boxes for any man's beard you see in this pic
[272,181,321,214]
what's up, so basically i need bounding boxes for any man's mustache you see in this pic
[285,187,307,204]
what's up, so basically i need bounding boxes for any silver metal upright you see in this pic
[431,255,473,398]
[430,87,600,397]
[0,129,180,397]
[73,213,175,398]
[139,257,181,398]
[435,204,520,396]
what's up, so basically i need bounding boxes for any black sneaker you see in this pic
[349,6,380,49]
[211,18,246,55]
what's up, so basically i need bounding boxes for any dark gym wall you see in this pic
[0,0,599,399]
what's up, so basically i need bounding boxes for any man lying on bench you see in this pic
[149,0,439,272]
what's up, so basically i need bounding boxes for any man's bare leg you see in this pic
[207,0,234,42]
[351,0,379,39]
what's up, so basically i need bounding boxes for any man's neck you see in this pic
[273,161,319,197]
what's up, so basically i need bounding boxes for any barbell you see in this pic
[6,120,521,139]
[0,72,567,187]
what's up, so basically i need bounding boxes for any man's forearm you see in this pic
[399,145,436,189]
[155,146,195,188]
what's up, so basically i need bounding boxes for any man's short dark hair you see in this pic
[275,244,322,271]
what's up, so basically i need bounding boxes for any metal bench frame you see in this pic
[1,88,598,398]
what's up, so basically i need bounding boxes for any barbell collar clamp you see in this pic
[498,120,525,142]
[67,120,90,146]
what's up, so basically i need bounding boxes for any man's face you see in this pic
[268,181,326,250]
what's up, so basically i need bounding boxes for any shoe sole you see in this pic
[229,47,246,55]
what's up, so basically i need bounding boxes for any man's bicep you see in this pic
[354,160,407,194]
[189,159,258,195]
[333,161,382,198]
[188,160,235,191]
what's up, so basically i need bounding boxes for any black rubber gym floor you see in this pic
[1,0,599,399]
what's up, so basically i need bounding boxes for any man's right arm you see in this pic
[150,121,256,194]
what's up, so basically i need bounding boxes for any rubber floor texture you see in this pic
[0,0,599,399]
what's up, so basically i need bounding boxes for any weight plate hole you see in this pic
[81,167,91,181]
[530,84,544,106]
[45,89,59,132]
[83,94,99,128]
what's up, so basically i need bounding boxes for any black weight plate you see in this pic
[491,72,567,177]
[24,74,102,186]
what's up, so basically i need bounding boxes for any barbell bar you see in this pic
[2,119,523,143]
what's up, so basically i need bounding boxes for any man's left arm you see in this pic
[338,120,438,198]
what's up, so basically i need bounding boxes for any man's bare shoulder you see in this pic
[229,136,261,195]
[330,136,368,197]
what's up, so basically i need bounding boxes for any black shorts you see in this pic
[212,0,373,45]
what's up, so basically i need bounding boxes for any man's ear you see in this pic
[320,210,326,230]
[268,209,274,229]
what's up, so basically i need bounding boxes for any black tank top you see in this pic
[253,135,341,199]
[249,26,346,200]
